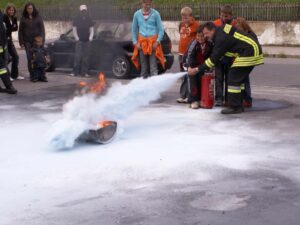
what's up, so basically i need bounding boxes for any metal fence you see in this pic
[22,3,300,21]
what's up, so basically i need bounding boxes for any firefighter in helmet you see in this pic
[0,9,17,94]
[188,22,263,114]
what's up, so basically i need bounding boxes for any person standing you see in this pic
[30,36,50,82]
[3,3,23,81]
[213,5,237,106]
[0,9,17,94]
[18,2,45,82]
[131,0,165,79]
[70,5,94,77]
[176,6,200,104]
[235,17,258,108]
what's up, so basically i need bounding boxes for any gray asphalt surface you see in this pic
[1,52,300,225]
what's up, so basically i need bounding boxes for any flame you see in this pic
[77,73,113,130]
[78,72,106,94]
[98,121,113,128]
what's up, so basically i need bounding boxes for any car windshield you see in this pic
[65,22,132,40]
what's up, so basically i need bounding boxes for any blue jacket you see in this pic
[132,9,164,45]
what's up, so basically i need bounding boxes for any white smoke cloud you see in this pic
[47,73,186,149]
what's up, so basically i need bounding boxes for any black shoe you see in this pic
[5,87,17,94]
[0,86,6,93]
[31,79,39,82]
[221,107,244,114]
[39,78,48,82]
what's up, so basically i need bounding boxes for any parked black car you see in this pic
[46,22,174,79]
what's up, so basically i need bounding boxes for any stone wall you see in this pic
[12,21,300,46]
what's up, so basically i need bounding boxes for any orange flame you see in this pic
[98,121,113,128]
[78,73,112,129]
[78,72,106,94]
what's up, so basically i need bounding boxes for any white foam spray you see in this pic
[47,72,185,149]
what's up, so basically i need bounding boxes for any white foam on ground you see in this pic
[1,103,300,224]
[47,73,185,149]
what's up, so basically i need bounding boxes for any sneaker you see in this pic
[221,107,244,114]
[10,77,14,82]
[243,101,252,108]
[69,73,76,77]
[16,76,25,80]
[190,101,200,109]
[176,97,188,104]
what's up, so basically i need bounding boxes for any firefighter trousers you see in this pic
[227,66,254,108]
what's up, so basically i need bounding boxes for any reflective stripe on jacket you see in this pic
[204,24,263,69]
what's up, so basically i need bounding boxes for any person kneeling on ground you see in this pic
[182,27,212,109]
[0,9,17,94]
[30,36,50,82]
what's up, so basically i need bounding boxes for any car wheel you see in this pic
[112,56,131,79]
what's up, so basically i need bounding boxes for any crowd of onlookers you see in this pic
[132,0,262,114]
[1,0,262,114]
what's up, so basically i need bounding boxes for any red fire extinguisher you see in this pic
[200,71,214,109]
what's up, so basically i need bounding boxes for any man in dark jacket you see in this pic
[188,22,263,114]
[0,10,17,94]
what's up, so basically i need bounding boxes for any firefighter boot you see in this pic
[1,73,18,94]
[221,107,244,114]
[221,91,243,114]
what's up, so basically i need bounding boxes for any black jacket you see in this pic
[0,12,7,47]
[203,24,263,70]
[18,15,45,45]
[183,40,213,68]
[3,14,18,40]
[30,46,48,68]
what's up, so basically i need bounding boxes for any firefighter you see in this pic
[0,9,17,94]
[188,22,263,114]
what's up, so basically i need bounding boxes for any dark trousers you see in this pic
[227,67,254,108]
[178,55,188,98]
[7,40,19,79]
[215,62,229,102]
[33,67,46,80]
[74,41,90,75]
[24,42,34,80]
[187,73,201,103]
[244,75,252,102]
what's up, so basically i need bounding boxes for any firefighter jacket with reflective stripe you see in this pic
[203,24,264,70]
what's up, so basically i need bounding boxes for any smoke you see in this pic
[47,72,185,149]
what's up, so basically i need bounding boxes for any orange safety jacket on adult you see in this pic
[131,34,165,70]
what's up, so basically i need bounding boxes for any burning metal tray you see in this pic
[78,121,117,144]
